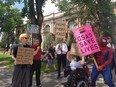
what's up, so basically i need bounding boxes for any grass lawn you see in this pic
[0,51,13,68]
[0,51,57,74]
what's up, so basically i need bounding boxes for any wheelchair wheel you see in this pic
[77,80,87,87]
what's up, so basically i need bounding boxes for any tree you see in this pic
[8,0,47,44]
[0,1,23,44]
[42,33,54,51]
[52,0,116,37]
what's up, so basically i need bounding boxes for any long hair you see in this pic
[75,56,81,62]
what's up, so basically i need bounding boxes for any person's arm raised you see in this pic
[33,46,40,55]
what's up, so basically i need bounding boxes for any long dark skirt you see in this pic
[12,65,30,87]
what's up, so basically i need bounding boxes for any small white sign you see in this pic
[27,24,39,34]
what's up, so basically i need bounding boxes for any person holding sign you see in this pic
[90,37,115,87]
[29,39,43,87]
[11,33,31,87]
[55,38,68,79]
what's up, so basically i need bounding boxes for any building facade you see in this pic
[41,12,101,45]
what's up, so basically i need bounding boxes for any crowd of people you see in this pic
[9,33,116,87]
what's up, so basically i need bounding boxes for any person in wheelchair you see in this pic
[64,55,88,87]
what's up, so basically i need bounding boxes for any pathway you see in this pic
[0,65,116,87]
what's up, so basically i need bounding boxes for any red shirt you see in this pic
[31,45,42,61]
[95,46,113,68]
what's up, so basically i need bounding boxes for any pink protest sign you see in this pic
[73,24,100,56]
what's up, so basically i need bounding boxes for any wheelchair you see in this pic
[63,66,90,87]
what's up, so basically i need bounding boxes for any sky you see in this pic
[13,2,24,11]
[13,0,58,16]
[42,0,58,15]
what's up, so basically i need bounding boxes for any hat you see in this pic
[100,37,108,47]
[19,33,29,40]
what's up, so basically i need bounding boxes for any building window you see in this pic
[44,25,50,33]
[68,21,75,30]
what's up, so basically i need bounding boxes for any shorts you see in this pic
[47,59,55,65]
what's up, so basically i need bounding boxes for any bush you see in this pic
[0,42,6,48]
[42,33,54,50]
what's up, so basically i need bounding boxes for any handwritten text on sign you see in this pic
[55,21,66,39]
[16,47,34,64]
[73,24,100,56]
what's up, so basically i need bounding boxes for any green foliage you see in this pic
[53,0,116,37]
[4,0,48,44]
[42,33,54,51]
[66,31,74,46]
[54,38,60,46]
[0,2,23,44]
[0,42,5,48]
[2,8,22,32]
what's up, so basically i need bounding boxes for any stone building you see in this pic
[41,12,83,42]
[41,12,100,46]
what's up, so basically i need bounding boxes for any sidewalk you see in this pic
[0,66,12,87]
[40,64,116,87]
[0,64,116,87]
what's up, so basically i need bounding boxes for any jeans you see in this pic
[91,64,115,87]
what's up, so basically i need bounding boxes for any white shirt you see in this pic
[55,43,68,54]
[70,60,82,71]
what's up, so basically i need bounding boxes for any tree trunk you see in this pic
[35,0,44,44]
[28,0,44,44]
[28,0,36,23]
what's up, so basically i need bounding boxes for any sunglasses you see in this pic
[23,37,29,39]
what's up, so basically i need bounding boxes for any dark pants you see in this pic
[29,60,41,87]
[12,65,30,87]
[57,54,66,77]
[91,64,115,87]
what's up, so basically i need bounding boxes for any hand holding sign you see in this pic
[37,46,40,50]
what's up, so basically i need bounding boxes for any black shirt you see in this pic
[13,44,30,58]
[48,47,55,59]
